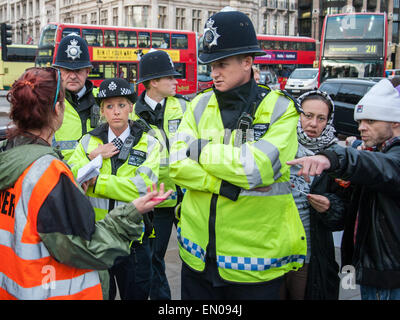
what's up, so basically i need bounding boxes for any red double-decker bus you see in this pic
[35,23,198,95]
[256,35,317,89]
[197,34,316,91]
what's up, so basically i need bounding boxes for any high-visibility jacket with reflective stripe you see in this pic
[130,95,187,208]
[169,88,307,284]
[0,154,102,300]
[68,125,160,221]
[53,87,99,162]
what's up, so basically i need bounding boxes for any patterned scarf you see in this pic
[296,90,338,154]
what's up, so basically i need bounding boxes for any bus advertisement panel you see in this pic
[318,13,387,86]
[36,23,198,96]
[0,44,37,90]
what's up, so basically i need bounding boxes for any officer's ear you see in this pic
[240,55,253,72]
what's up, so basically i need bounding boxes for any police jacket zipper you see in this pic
[206,194,218,262]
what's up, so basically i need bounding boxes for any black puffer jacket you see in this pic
[321,138,400,289]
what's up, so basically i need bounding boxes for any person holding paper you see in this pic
[68,78,161,300]
[0,67,171,300]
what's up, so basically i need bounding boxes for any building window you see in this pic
[100,9,107,25]
[192,9,202,32]
[90,12,97,25]
[158,6,167,29]
[81,14,87,24]
[263,13,268,34]
[113,7,118,25]
[176,7,186,30]
[272,15,277,35]
[133,5,149,28]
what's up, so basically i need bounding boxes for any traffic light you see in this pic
[1,23,12,61]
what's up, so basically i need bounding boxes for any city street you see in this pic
[0,90,360,301]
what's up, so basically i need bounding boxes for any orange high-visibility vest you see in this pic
[0,154,103,300]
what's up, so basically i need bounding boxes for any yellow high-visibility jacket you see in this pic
[169,87,307,284]
[54,86,99,161]
[130,94,188,208]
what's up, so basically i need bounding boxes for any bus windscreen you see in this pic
[324,14,385,40]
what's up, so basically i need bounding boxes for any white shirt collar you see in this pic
[108,125,130,144]
[76,85,87,100]
[144,93,165,111]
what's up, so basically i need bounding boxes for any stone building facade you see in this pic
[0,0,298,44]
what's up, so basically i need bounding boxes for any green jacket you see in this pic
[169,85,307,284]
[0,136,144,299]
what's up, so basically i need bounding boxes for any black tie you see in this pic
[112,137,123,150]
[154,103,163,125]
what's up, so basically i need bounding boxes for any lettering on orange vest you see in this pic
[0,189,16,233]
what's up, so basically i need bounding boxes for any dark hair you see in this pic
[6,68,65,138]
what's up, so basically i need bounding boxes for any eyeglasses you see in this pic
[25,67,61,110]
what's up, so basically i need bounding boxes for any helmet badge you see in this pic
[65,38,82,61]
[108,81,117,91]
[203,18,220,49]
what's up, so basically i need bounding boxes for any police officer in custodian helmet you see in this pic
[52,34,101,161]
[130,49,189,300]
[169,9,307,300]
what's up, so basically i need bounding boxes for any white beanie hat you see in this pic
[354,78,400,123]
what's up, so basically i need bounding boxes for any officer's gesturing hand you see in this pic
[88,143,119,160]
[287,155,331,183]
[133,183,173,214]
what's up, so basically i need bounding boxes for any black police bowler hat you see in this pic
[53,34,93,70]
[198,10,265,64]
[96,78,136,104]
[137,50,181,84]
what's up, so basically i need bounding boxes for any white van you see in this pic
[285,68,319,97]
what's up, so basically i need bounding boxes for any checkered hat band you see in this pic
[177,227,305,271]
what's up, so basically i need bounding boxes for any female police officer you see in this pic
[0,68,170,300]
[68,78,161,299]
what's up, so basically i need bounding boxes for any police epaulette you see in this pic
[257,84,271,92]
[197,87,214,95]
[134,117,152,133]
[279,89,302,114]
[174,93,190,102]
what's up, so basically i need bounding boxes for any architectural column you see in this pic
[55,0,60,22]
[118,0,123,26]
[151,0,158,28]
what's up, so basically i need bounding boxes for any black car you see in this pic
[319,78,380,137]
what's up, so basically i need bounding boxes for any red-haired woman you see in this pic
[0,67,171,300]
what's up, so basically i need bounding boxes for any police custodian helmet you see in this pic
[96,78,136,104]
[137,49,181,84]
[53,34,93,70]
[198,10,265,64]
